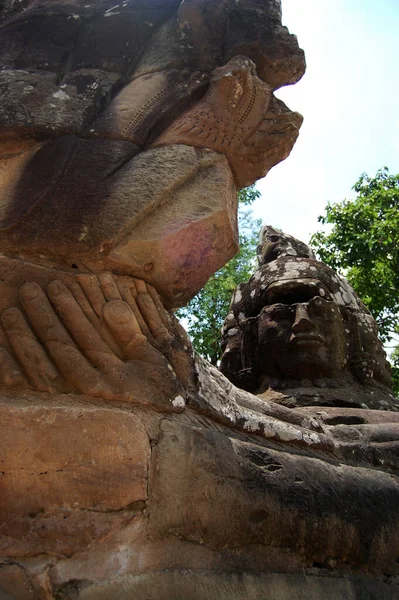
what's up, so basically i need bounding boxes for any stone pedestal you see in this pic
[1,393,398,599]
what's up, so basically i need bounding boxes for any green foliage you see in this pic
[178,186,261,365]
[391,346,399,394]
[310,167,399,392]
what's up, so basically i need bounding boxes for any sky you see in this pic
[252,0,399,245]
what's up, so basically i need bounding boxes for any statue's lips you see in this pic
[290,333,325,348]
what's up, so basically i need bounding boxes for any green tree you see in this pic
[392,346,399,393]
[310,167,399,390]
[178,186,261,365]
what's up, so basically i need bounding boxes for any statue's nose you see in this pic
[292,304,316,333]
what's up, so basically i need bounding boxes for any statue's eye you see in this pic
[311,296,333,312]
[269,305,292,319]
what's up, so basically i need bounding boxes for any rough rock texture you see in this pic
[0,399,150,558]
[220,226,398,411]
[1,359,399,598]
[0,144,238,307]
[0,0,304,309]
[153,56,303,188]
[0,1,398,599]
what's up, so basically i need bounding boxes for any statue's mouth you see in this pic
[290,333,325,347]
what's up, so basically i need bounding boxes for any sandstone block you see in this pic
[0,398,150,556]
[148,419,399,576]
[108,147,238,306]
[0,143,237,308]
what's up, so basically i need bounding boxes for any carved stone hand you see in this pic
[0,274,191,411]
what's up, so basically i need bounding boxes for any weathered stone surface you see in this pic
[0,144,237,308]
[191,355,333,451]
[220,226,397,410]
[297,405,399,425]
[1,1,398,598]
[149,418,399,574]
[108,148,238,306]
[0,398,150,557]
[224,13,306,90]
[92,70,209,145]
[51,571,399,600]
[0,564,37,600]
[0,265,191,408]
[0,0,304,153]
[1,393,399,597]
[0,0,304,307]
[153,56,303,188]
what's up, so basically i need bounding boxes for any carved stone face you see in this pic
[220,228,394,404]
[258,282,347,380]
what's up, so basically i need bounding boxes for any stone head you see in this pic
[220,227,394,407]
[0,0,305,308]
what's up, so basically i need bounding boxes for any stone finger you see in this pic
[2,307,62,393]
[103,300,142,351]
[99,271,122,301]
[75,274,124,356]
[47,280,123,368]
[0,347,27,388]
[45,341,111,397]
[124,335,171,366]
[68,281,102,331]
[129,280,138,298]
[146,283,170,329]
[136,293,172,343]
[116,279,151,338]
[133,278,147,294]
[76,274,106,319]
[19,282,74,346]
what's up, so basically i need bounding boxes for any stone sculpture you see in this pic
[0,1,399,599]
[220,226,397,411]
[0,0,304,306]
[0,267,191,409]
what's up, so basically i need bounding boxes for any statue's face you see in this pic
[257,280,347,380]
